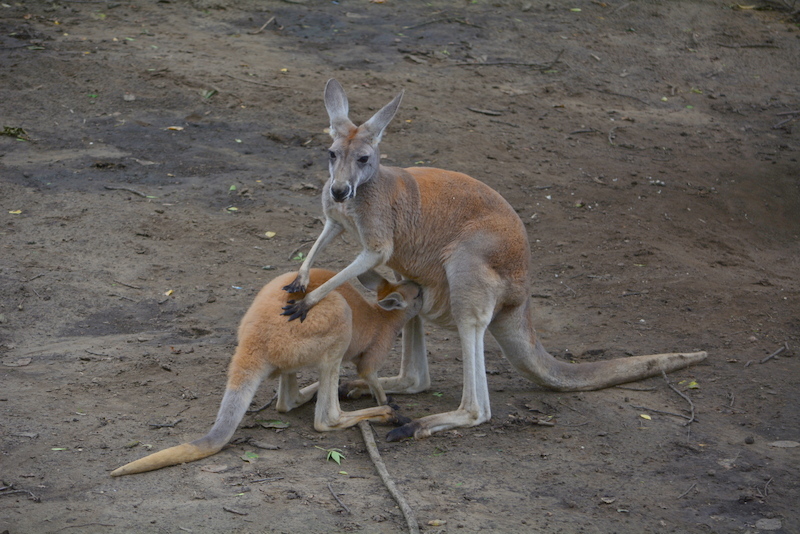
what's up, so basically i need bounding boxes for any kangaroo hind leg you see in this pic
[387,255,498,441]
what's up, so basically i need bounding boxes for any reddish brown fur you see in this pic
[281,79,706,441]
[110,268,421,476]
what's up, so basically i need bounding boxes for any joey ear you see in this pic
[356,270,388,291]
[377,292,407,311]
[361,89,404,145]
[324,79,356,138]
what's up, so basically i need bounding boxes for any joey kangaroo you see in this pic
[281,79,707,442]
[110,268,422,476]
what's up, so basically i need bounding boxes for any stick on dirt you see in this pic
[677,482,696,499]
[247,393,277,414]
[760,343,788,364]
[359,421,419,534]
[104,185,148,198]
[662,370,695,426]
[248,16,275,35]
[327,482,351,515]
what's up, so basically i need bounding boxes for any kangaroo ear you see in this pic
[361,89,404,145]
[357,269,388,291]
[377,292,407,311]
[325,79,356,138]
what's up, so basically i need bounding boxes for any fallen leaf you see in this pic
[428,520,447,527]
[250,440,280,450]
[640,414,652,420]
[241,451,259,463]
[8,210,22,214]
[166,126,184,131]
[264,231,277,239]
[200,464,230,473]
[164,289,174,296]
[600,496,616,504]
[3,357,32,367]
[257,419,290,429]
[686,381,699,389]
[768,440,799,448]
[11,432,39,439]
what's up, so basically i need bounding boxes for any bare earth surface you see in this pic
[1,1,799,532]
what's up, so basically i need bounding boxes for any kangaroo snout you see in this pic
[330,183,353,202]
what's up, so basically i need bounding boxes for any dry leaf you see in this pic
[768,440,799,448]
[200,464,229,473]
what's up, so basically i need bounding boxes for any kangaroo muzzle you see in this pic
[330,183,353,202]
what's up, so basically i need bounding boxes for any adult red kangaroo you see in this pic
[282,79,707,441]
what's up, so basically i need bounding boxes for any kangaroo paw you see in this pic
[281,299,309,322]
[282,278,306,294]
[390,412,412,427]
[386,420,421,441]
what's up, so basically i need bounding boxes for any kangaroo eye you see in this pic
[329,150,337,160]
[357,155,370,164]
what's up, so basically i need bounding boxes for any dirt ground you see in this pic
[1,0,799,532]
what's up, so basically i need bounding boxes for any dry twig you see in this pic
[453,49,564,71]
[359,421,419,534]
[0,488,40,502]
[247,393,278,414]
[761,343,789,364]
[248,16,275,35]
[662,370,695,426]
[104,185,148,197]
[149,418,183,428]
[222,73,288,89]
[327,482,351,515]
[677,482,697,499]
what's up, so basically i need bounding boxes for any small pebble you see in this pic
[745,436,755,444]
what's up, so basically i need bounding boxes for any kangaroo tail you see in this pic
[111,383,260,477]
[491,303,707,392]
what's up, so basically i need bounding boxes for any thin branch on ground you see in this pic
[148,418,182,428]
[359,421,419,534]
[327,482,351,515]
[453,49,563,71]
[248,16,275,35]
[662,370,695,426]
[222,73,288,88]
[677,482,697,499]
[104,185,148,197]
[247,393,277,414]
[761,342,789,364]
[0,488,40,502]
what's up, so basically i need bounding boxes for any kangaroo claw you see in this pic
[386,420,421,441]
[281,299,309,322]
[282,278,306,294]
[391,412,412,427]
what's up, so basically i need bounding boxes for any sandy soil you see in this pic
[1,1,799,532]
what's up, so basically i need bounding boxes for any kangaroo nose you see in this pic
[330,184,352,202]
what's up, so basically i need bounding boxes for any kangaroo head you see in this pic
[323,79,404,203]
[357,270,423,319]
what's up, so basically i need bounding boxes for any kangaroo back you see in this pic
[280,79,707,442]
[111,269,419,476]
